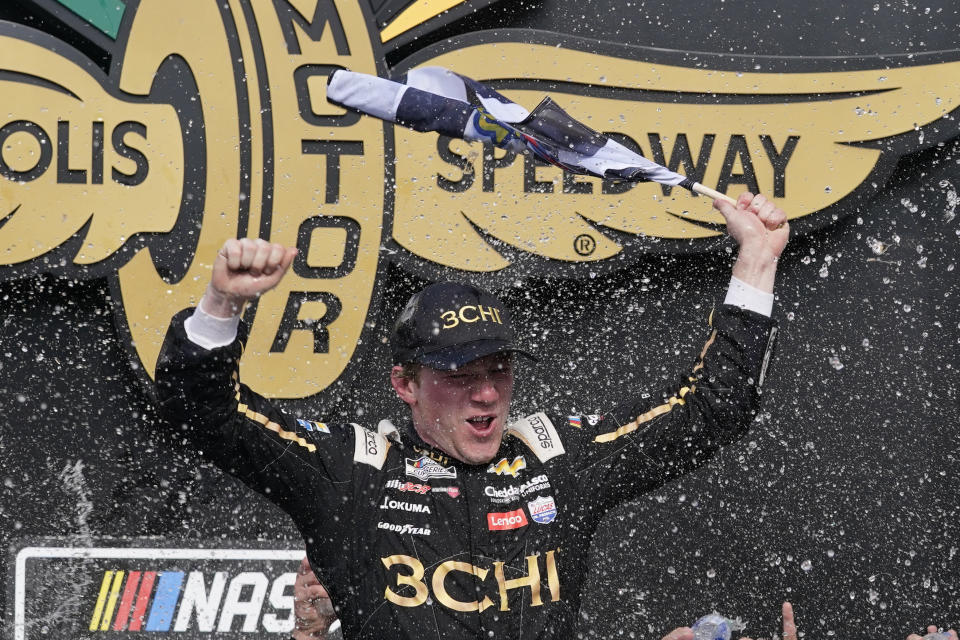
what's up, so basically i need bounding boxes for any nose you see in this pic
[470,376,499,404]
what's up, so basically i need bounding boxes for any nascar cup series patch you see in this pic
[528,496,558,524]
[405,456,457,481]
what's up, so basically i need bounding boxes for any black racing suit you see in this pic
[155,305,777,640]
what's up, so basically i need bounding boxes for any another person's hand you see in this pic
[660,603,795,640]
[713,192,789,293]
[292,557,337,640]
[739,602,797,640]
[661,626,693,640]
[906,626,958,640]
[202,238,297,317]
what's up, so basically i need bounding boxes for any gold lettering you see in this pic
[432,561,495,612]
[493,554,542,611]
[414,446,449,466]
[458,305,479,323]
[477,305,497,322]
[440,310,458,329]
[546,549,560,602]
[382,555,429,607]
[493,307,503,324]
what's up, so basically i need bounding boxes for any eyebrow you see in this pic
[442,360,513,376]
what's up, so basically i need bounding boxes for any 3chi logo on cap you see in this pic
[391,282,535,370]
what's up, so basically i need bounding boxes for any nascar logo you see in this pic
[14,546,302,640]
[88,569,295,632]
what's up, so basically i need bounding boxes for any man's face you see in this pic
[392,353,514,465]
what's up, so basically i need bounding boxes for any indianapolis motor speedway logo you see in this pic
[1,0,958,399]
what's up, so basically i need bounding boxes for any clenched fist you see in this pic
[713,191,790,294]
[201,238,297,318]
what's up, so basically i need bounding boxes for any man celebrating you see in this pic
[156,192,788,639]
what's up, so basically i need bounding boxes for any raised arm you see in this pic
[182,238,297,350]
[714,191,790,294]
[571,192,786,511]
[154,238,354,543]
[202,238,297,318]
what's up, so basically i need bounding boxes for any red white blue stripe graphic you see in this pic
[89,570,180,631]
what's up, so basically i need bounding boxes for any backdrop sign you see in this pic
[0,0,958,399]
[11,542,302,640]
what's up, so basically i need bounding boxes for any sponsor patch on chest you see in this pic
[484,474,551,503]
[378,521,431,536]
[487,455,526,477]
[431,485,460,498]
[405,456,457,481]
[380,496,432,514]
[487,508,528,531]
[528,495,558,524]
[385,479,431,494]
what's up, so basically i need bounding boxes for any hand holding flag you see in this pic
[326,66,736,204]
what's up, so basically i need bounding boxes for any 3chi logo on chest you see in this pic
[381,549,561,612]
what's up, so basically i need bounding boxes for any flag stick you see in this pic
[691,183,737,205]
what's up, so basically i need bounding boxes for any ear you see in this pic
[390,366,417,406]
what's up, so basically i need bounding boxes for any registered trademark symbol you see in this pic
[573,233,596,256]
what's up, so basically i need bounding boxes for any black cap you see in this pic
[391,281,534,370]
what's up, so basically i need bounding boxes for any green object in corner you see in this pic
[55,0,125,39]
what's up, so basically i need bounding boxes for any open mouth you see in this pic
[466,415,496,436]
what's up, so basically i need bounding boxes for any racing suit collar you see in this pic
[376,419,402,443]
